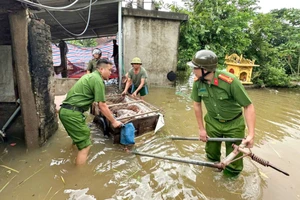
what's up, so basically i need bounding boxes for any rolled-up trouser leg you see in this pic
[204,114,245,176]
[59,108,91,150]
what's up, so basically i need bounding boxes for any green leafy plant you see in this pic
[68,38,97,47]
[153,0,163,10]
[264,67,291,87]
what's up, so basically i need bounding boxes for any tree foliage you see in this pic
[168,0,300,87]
[246,8,299,86]
[172,0,258,70]
[68,38,97,47]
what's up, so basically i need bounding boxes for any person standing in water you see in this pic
[122,57,149,100]
[189,50,256,177]
[59,59,122,165]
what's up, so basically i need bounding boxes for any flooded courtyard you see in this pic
[0,75,300,200]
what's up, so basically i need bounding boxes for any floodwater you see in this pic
[1,74,300,200]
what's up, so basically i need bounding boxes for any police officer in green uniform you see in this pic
[87,48,102,113]
[188,50,256,176]
[87,48,102,74]
[59,59,122,165]
[122,57,149,100]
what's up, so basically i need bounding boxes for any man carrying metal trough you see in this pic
[59,59,122,165]
[188,50,256,177]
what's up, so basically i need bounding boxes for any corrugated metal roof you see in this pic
[0,0,120,44]
[32,0,120,41]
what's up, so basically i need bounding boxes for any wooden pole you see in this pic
[9,9,39,148]
[117,109,160,121]
[59,40,68,78]
[108,100,144,108]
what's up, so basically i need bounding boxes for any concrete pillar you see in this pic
[137,0,144,9]
[9,9,39,149]
[28,19,58,145]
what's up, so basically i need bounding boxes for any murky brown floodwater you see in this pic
[1,74,300,200]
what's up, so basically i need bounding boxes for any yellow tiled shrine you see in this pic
[225,54,259,85]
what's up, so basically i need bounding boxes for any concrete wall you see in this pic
[0,45,15,102]
[122,8,187,87]
[54,78,121,112]
[54,78,79,95]
[54,78,121,96]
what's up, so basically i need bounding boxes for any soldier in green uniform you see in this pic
[122,57,149,100]
[188,50,256,176]
[87,48,102,113]
[59,59,122,165]
[87,48,102,74]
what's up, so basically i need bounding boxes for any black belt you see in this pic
[60,104,84,113]
[216,112,242,123]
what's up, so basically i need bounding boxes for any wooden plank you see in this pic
[108,100,144,108]
[116,109,160,121]
[9,9,39,148]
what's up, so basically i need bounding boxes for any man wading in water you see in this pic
[59,59,122,165]
[188,50,256,177]
[122,57,149,100]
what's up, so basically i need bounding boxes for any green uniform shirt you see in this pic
[190,70,252,121]
[87,58,98,73]
[128,67,148,88]
[63,70,106,111]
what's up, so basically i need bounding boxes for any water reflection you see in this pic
[64,188,96,200]
[0,73,299,199]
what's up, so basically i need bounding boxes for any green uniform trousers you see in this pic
[204,114,245,176]
[130,84,149,96]
[59,108,91,150]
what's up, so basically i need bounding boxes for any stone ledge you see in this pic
[123,8,188,21]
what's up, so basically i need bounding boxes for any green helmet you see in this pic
[131,57,142,65]
[187,50,218,72]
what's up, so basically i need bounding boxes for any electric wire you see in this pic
[59,0,123,12]
[58,0,99,12]
[45,0,93,37]
[16,0,80,10]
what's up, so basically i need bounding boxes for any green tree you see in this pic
[68,38,97,47]
[273,9,300,76]
[264,67,290,87]
[246,8,299,86]
[172,0,258,70]
[170,0,299,87]
[245,12,283,86]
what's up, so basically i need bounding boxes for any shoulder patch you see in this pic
[218,74,233,84]
[213,78,219,86]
